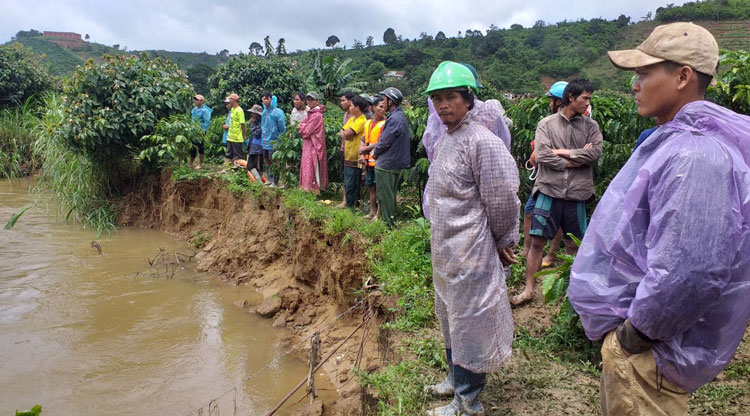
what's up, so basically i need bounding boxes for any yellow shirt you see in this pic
[227,106,246,143]
[343,114,366,164]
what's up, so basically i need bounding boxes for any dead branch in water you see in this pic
[130,248,197,280]
[90,241,102,255]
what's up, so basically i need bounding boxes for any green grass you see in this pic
[32,93,117,234]
[0,97,40,178]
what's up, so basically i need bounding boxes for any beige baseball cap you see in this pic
[608,22,719,76]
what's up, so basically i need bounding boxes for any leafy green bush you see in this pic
[206,55,303,112]
[0,43,52,108]
[710,49,750,115]
[139,115,203,169]
[60,53,194,169]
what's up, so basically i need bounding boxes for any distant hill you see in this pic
[7,35,228,72]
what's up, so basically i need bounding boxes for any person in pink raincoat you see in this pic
[297,91,328,194]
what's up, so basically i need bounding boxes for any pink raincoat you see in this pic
[298,105,328,192]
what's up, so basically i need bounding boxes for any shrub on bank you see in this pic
[0,43,52,109]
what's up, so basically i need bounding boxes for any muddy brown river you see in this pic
[0,178,332,415]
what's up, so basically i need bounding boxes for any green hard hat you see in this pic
[424,61,477,95]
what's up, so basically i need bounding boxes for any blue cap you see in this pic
[545,81,568,99]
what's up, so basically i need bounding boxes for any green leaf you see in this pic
[4,206,31,230]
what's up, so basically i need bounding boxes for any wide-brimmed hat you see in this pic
[608,22,718,76]
[228,93,240,101]
[247,104,263,115]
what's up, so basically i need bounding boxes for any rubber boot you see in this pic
[424,349,455,397]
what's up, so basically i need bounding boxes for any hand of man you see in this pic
[498,247,518,266]
[615,319,654,357]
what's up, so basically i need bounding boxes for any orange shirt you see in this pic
[363,119,385,167]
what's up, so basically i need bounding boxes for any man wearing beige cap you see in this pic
[569,22,750,415]
[226,93,247,164]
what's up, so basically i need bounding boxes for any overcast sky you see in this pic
[3,1,689,54]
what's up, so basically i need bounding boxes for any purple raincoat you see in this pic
[422,97,512,219]
[569,101,750,392]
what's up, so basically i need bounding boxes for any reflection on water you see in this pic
[0,179,331,415]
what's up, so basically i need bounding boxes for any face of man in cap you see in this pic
[306,97,319,108]
[430,88,471,130]
[633,63,706,125]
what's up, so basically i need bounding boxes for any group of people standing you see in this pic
[422,22,750,416]
[189,86,413,226]
[187,22,750,416]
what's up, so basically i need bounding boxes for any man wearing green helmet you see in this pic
[423,61,520,416]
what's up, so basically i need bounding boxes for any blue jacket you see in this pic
[261,96,286,150]
[222,111,231,144]
[191,105,212,132]
[373,107,411,171]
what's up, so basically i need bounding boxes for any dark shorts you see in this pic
[529,192,588,241]
[364,167,376,187]
[248,144,263,156]
[227,142,244,160]
[263,149,275,161]
[523,191,536,214]
[189,140,204,158]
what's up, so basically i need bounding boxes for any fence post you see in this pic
[306,331,321,402]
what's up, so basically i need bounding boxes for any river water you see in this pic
[0,179,331,415]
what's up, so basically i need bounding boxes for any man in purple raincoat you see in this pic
[569,22,750,415]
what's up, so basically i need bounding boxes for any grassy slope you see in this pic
[585,19,750,91]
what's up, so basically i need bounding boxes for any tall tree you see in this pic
[383,27,397,45]
[353,39,364,49]
[264,35,274,56]
[218,48,229,58]
[435,31,446,41]
[325,35,340,48]
[249,42,263,56]
[365,35,374,48]
[85,33,90,41]
[276,38,287,55]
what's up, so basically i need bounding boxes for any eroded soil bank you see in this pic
[117,172,384,415]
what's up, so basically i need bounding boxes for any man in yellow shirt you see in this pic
[226,93,247,164]
[340,96,368,208]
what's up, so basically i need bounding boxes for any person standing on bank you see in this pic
[261,91,286,187]
[226,93,246,164]
[336,91,356,208]
[512,79,603,306]
[297,91,328,194]
[423,61,519,416]
[359,96,387,219]
[190,94,211,170]
[371,87,410,227]
[341,96,368,208]
[569,22,750,415]
[221,97,232,163]
[290,92,309,126]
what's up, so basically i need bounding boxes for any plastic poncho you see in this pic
[261,95,286,151]
[298,105,328,191]
[568,101,750,393]
[427,117,520,373]
[422,97,512,219]
[222,111,231,145]
[191,105,212,132]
